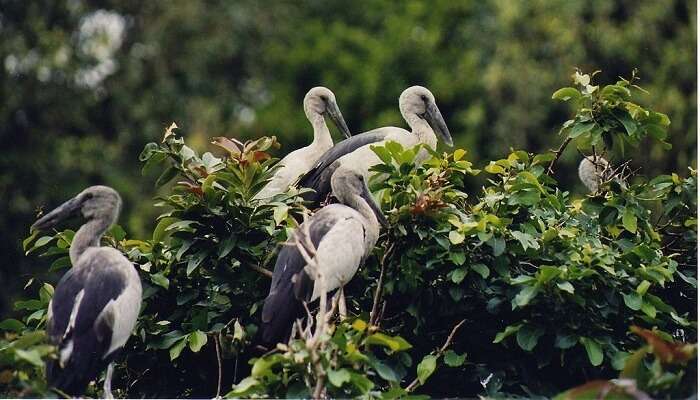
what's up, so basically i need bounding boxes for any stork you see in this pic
[298,85,453,205]
[32,186,142,398]
[260,166,388,344]
[254,87,352,200]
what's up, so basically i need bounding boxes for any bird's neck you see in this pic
[309,114,333,149]
[70,218,111,266]
[350,195,380,251]
[405,115,437,150]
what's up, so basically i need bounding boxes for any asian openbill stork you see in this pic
[254,86,352,200]
[32,186,142,398]
[298,85,453,205]
[260,166,388,344]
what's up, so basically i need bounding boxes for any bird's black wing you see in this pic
[261,208,342,344]
[46,253,127,396]
[298,129,391,204]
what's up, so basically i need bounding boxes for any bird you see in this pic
[298,85,453,205]
[32,186,142,398]
[578,155,627,193]
[254,87,352,200]
[260,166,388,344]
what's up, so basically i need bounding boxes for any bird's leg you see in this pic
[103,362,114,399]
[337,287,347,321]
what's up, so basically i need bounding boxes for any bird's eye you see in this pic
[84,192,94,199]
[320,95,328,101]
[420,95,428,101]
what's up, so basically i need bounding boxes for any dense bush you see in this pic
[1,72,696,398]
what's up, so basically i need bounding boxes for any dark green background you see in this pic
[1,0,696,314]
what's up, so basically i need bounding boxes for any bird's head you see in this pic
[399,86,453,147]
[331,167,389,228]
[32,185,122,232]
[303,87,352,139]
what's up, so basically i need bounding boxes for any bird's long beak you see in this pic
[424,102,453,147]
[326,100,352,139]
[31,196,83,232]
[360,181,389,228]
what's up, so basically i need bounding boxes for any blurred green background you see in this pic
[1,0,696,314]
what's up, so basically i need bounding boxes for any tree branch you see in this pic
[370,243,394,326]
[547,137,572,175]
[406,319,467,392]
[214,334,223,399]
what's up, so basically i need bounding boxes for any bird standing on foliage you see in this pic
[261,166,388,344]
[32,186,142,398]
[299,85,453,204]
[254,87,352,200]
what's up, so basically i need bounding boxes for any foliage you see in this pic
[1,73,696,398]
[555,326,697,400]
[2,0,696,317]
[226,319,414,399]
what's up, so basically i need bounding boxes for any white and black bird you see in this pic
[32,186,142,398]
[254,87,352,200]
[261,166,388,344]
[298,85,453,205]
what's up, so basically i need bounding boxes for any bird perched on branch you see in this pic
[261,166,388,344]
[578,155,628,193]
[298,85,453,206]
[32,186,142,398]
[254,87,351,200]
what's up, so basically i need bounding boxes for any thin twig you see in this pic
[370,243,394,326]
[214,335,223,399]
[245,263,272,278]
[406,319,467,392]
[547,137,572,175]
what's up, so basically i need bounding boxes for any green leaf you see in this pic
[26,236,54,254]
[366,333,413,352]
[453,148,466,161]
[636,280,651,296]
[156,165,179,188]
[493,324,522,343]
[450,268,468,284]
[471,263,489,279]
[516,325,544,352]
[416,354,437,385]
[186,251,207,275]
[448,231,465,245]
[0,318,25,332]
[169,337,187,360]
[188,330,207,352]
[552,87,582,101]
[152,217,178,242]
[273,205,289,225]
[556,281,575,294]
[349,372,375,393]
[511,230,539,251]
[328,368,351,387]
[484,163,505,174]
[443,350,466,367]
[623,292,642,310]
[640,301,657,318]
[580,337,604,366]
[490,237,506,256]
[514,285,539,307]
[150,273,169,289]
[567,122,595,139]
[622,208,637,233]
[22,230,38,252]
[15,349,44,367]
[449,252,466,266]
[226,377,260,397]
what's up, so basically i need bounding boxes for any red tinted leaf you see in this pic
[211,137,243,155]
[630,326,696,365]
[177,181,204,197]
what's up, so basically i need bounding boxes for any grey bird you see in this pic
[254,87,352,200]
[298,85,453,204]
[261,166,388,344]
[32,186,142,398]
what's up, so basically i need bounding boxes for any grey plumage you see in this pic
[261,167,388,344]
[298,86,452,207]
[33,186,142,397]
[255,87,352,200]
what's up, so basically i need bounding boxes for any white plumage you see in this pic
[255,87,351,200]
